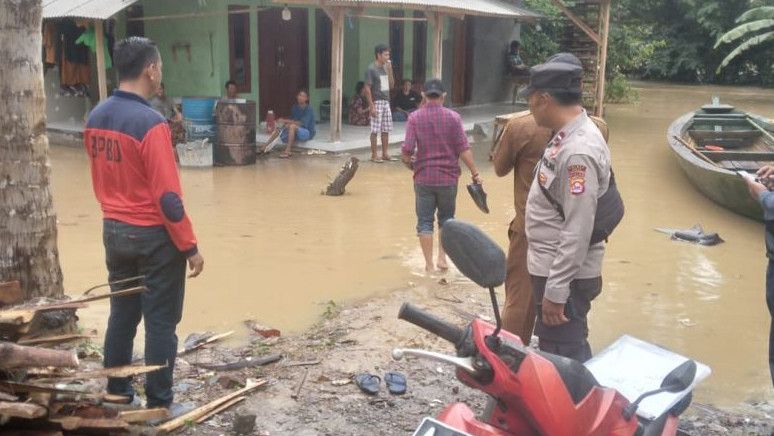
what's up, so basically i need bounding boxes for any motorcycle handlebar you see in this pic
[398,303,465,346]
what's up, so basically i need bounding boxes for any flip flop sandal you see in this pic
[370,158,384,163]
[354,373,381,395]
[279,152,292,159]
[382,156,397,162]
[384,371,407,395]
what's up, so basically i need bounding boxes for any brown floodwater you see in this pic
[50,81,774,405]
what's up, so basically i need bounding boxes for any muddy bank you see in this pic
[157,276,773,435]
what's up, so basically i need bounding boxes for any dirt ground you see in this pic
[125,274,774,436]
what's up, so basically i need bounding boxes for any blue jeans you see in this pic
[392,111,408,122]
[767,260,774,387]
[102,219,186,408]
[414,183,457,235]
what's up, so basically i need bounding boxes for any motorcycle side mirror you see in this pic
[622,360,698,420]
[660,360,697,393]
[441,220,506,345]
[440,220,505,289]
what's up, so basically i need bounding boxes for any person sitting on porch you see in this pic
[150,82,185,153]
[225,80,239,99]
[262,89,316,158]
[392,79,422,122]
[506,40,529,105]
[348,82,370,126]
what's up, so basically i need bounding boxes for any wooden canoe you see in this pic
[667,98,774,221]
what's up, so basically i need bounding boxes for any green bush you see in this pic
[605,73,640,104]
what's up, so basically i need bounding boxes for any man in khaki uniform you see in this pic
[492,111,551,343]
[521,53,612,362]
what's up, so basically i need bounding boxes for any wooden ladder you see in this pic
[557,0,604,114]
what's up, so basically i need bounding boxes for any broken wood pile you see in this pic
[0,279,170,433]
[0,279,277,434]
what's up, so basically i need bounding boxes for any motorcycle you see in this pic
[393,219,704,436]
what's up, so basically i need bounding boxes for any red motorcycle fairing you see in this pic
[436,403,512,436]
[445,319,639,436]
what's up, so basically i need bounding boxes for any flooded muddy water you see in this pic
[50,81,774,405]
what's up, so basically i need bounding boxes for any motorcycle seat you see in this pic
[536,350,599,404]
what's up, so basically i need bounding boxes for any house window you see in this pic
[228,5,251,92]
[389,10,404,83]
[315,9,332,88]
[412,11,427,84]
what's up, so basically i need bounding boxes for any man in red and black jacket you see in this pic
[85,37,204,413]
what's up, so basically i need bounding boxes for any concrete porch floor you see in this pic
[46,101,528,151]
[259,101,527,153]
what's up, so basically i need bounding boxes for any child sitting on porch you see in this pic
[262,89,316,158]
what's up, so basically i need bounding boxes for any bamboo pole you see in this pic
[94,20,107,101]
[595,0,611,117]
[431,13,444,79]
[329,7,345,142]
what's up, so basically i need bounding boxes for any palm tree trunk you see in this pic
[0,0,64,299]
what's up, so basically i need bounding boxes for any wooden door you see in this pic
[451,19,473,106]
[258,8,309,120]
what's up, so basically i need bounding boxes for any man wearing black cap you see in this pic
[522,53,612,362]
[401,79,482,272]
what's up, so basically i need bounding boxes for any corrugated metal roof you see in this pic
[280,0,540,18]
[43,0,139,20]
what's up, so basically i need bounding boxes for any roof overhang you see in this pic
[275,0,541,20]
[43,0,140,20]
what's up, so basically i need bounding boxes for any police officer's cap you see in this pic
[519,52,583,99]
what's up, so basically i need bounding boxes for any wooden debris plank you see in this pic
[179,330,234,355]
[291,367,309,400]
[0,342,79,369]
[43,364,165,382]
[0,401,47,419]
[0,281,23,305]
[0,381,130,403]
[156,379,267,433]
[0,303,88,326]
[50,416,129,431]
[0,391,18,401]
[18,333,96,346]
[195,354,281,371]
[194,396,245,424]
[119,407,169,423]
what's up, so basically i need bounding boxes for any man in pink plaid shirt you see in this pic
[401,79,482,272]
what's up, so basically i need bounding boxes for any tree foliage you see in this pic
[716,7,774,72]
[520,0,774,86]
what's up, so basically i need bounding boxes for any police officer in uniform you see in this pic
[521,53,612,362]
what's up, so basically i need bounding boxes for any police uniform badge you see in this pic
[568,164,586,195]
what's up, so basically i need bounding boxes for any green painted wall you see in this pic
[132,1,446,121]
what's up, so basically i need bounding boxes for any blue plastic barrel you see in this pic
[182,97,217,121]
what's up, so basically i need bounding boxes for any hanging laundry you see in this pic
[76,25,113,69]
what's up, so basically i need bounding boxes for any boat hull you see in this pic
[668,112,764,221]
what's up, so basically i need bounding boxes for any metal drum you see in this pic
[215,100,257,166]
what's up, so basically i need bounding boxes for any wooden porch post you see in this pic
[595,0,611,117]
[431,13,443,79]
[329,7,345,142]
[94,20,108,101]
